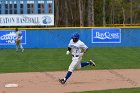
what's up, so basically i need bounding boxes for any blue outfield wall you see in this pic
[0,28,140,48]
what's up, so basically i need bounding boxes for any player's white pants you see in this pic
[16,40,24,51]
[68,56,82,72]
[19,43,23,49]
[16,43,23,49]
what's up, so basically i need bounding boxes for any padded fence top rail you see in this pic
[0,26,140,30]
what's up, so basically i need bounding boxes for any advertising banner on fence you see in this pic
[0,14,54,26]
[92,28,121,43]
[0,30,26,45]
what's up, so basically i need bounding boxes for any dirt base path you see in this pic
[0,69,140,93]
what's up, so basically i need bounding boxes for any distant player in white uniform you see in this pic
[15,28,24,52]
[59,33,96,84]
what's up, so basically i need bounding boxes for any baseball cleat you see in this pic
[59,79,66,84]
[89,59,96,66]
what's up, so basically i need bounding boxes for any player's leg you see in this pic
[59,71,72,84]
[19,40,24,52]
[64,59,79,80]
[76,57,82,69]
[59,57,79,84]
[16,40,19,51]
[81,62,90,67]
[81,59,96,67]
[76,57,91,68]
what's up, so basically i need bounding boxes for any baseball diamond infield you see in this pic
[0,69,140,93]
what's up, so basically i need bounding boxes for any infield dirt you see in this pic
[0,69,140,93]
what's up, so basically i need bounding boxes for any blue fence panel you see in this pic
[122,28,140,47]
[0,28,140,49]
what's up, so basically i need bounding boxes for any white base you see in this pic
[5,84,18,88]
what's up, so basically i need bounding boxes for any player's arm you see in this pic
[66,40,72,55]
[79,47,88,57]
[82,47,88,53]
[68,47,71,52]
[66,47,71,55]
[81,41,88,53]
[80,42,88,56]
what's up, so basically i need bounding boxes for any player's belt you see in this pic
[72,55,79,57]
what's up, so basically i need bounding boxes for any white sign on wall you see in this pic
[0,14,54,26]
[0,30,26,45]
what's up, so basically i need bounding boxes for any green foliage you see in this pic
[54,0,140,26]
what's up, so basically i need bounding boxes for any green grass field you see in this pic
[0,47,140,73]
[75,87,140,93]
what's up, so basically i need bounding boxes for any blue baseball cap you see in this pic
[71,33,80,39]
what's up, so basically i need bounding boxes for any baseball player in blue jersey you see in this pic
[59,33,96,84]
